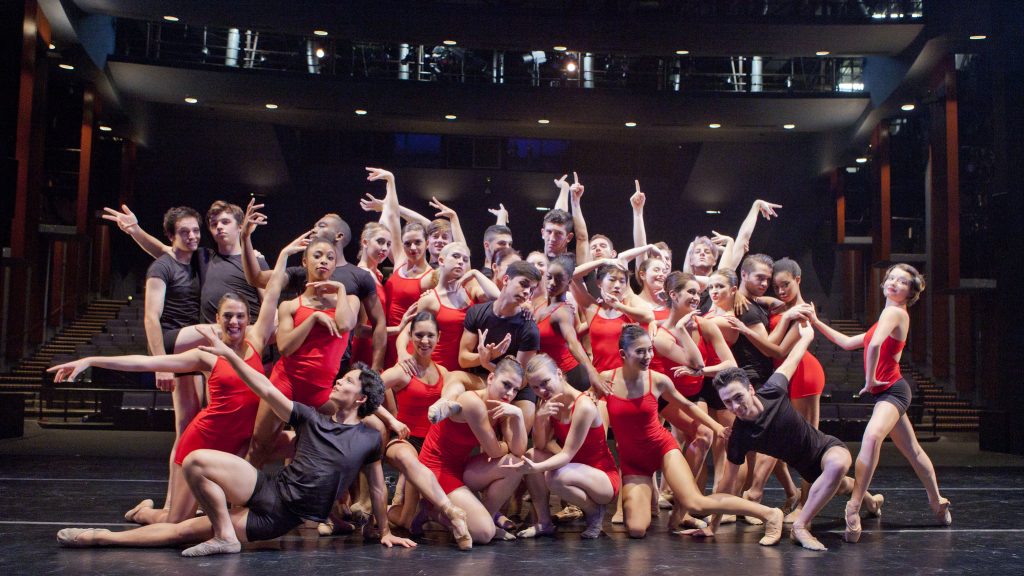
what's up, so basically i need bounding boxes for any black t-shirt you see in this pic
[275,402,382,522]
[727,373,840,480]
[698,289,713,314]
[734,300,774,385]
[285,262,376,302]
[463,301,540,371]
[146,253,200,331]
[197,248,268,323]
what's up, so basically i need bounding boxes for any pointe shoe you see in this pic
[718,514,737,525]
[57,528,109,548]
[783,506,802,524]
[610,510,624,524]
[932,497,952,526]
[843,501,862,543]
[553,504,584,524]
[441,502,473,551]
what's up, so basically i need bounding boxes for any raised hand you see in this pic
[365,167,395,183]
[429,196,457,220]
[569,171,584,201]
[101,205,139,233]
[242,198,267,238]
[47,359,91,383]
[630,180,645,212]
[282,229,315,256]
[710,230,733,249]
[755,200,783,220]
[553,173,569,191]
[359,193,385,213]
[306,280,345,297]
[487,203,509,223]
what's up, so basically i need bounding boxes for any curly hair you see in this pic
[352,362,385,418]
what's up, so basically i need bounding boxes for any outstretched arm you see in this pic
[719,199,781,271]
[198,326,293,421]
[569,173,590,264]
[429,197,466,244]
[808,305,865,351]
[488,203,509,226]
[102,205,171,259]
[48,349,210,382]
[553,173,570,212]
[631,180,647,249]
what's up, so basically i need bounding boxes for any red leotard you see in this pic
[769,314,826,399]
[537,303,580,373]
[270,301,350,408]
[863,321,906,393]
[418,416,482,493]
[396,366,443,438]
[550,395,621,497]
[431,288,472,371]
[605,369,679,477]
[174,341,264,464]
[589,312,635,372]
[351,269,385,366]
[385,264,433,365]
[652,307,670,322]
[648,325,703,397]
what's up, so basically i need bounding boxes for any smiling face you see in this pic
[362,228,392,264]
[882,267,914,304]
[486,366,523,403]
[742,262,772,298]
[527,252,549,283]
[620,333,654,371]
[718,380,759,421]
[642,259,667,294]
[428,230,452,259]
[409,318,438,358]
[671,279,702,313]
[216,299,250,345]
[303,241,337,281]
[171,216,201,254]
[773,271,801,305]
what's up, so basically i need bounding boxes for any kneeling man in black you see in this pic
[710,321,882,551]
[57,326,415,556]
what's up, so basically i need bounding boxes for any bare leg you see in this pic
[131,464,196,525]
[166,374,203,511]
[447,487,497,544]
[518,448,557,538]
[385,441,471,549]
[792,447,851,551]
[547,464,615,538]
[463,453,525,536]
[621,477,654,538]
[247,399,284,468]
[179,449,259,556]
[888,413,950,524]
[845,401,902,542]
[59,512,248,549]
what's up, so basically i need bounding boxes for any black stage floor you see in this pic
[3,451,1024,576]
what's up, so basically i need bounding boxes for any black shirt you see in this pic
[275,402,382,522]
[146,253,200,331]
[727,373,841,481]
[285,262,376,302]
[463,301,540,372]
[734,300,774,385]
[197,248,268,323]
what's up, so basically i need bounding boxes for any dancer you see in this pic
[711,320,883,551]
[535,255,602,392]
[809,263,950,542]
[573,261,655,373]
[351,222,392,366]
[508,354,620,539]
[602,324,784,541]
[56,335,415,555]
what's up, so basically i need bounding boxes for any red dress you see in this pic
[418,416,481,494]
[385,264,432,366]
[351,269,385,366]
[396,367,443,439]
[863,322,906,393]
[430,288,472,371]
[537,303,580,373]
[174,341,263,464]
[769,313,825,399]
[648,325,703,398]
[270,301,350,408]
[590,312,635,373]
[550,395,620,497]
[605,369,679,477]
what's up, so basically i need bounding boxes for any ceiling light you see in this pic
[706,210,721,215]
[48,43,55,50]
[536,206,550,211]
[856,157,868,164]
[846,167,860,173]
[816,50,831,56]
[624,122,637,127]
[783,124,796,130]
[58,63,74,70]
[675,50,690,55]
[315,47,325,58]
[99,125,112,132]
[709,123,721,129]
[901,103,916,111]
[443,40,457,46]
[184,97,198,104]
[537,119,550,124]
[444,114,457,120]
[163,16,179,22]
[354,109,368,115]
[264,103,278,109]
[565,60,577,73]
[553,45,568,52]
[313,30,329,36]
[969,35,987,40]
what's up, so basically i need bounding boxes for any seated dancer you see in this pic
[248,236,359,466]
[48,232,304,525]
[507,354,620,539]
[604,324,784,542]
[56,329,415,555]
[417,357,530,544]
[711,321,883,551]
[809,263,950,542]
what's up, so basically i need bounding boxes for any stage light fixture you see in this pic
[163,16,179,22]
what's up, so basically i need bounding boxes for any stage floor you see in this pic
[2,428,1024,575]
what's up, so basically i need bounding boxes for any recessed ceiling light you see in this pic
[163,15,179,22]
[58,63,74,70]
[675,50,690,55]
[313,30,329,36]
[184,97,198,104]
[783,124,796,130]
[706,210,721,215]
[445,114,457,120]
[48,43,55,50]
[856,157,868,164]
[553,46,568,52]
[354,109,368,115]
[708,123,721,129]
[443,40,457,46]
[537,119,550,124]
[99,125,112,132]
[565,61,577,72]
[264,103,278,109]
[816,50,831,56]
[901,103,916,111]
[624,121,637,127]
[536,206,550,211]
[969,35,987,40]
[315,48,325,58]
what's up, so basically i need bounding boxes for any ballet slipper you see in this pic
[516,523,557,539]
[783,506,803,524]
[610,510,624,524]
[757,508,784,546]
[931,497,952,526]
[493,526,517,541]
[865,494,885,518]
[717,514,737,525]
[843,501,862,543]
[181,537,242,557]
[673,526,714,538]
[782,489,802,515]
[791,525,827,551]
[553,504,584,523]
[493,513,518,532]
[580,504,606,539]
[57,528,109,548]
[658,492,674,510]
[124,498,154,523]
[427,399,461,425]
[441,502,472,551]
[668,507,707,531]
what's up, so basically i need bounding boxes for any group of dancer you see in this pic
[50,168,950,556]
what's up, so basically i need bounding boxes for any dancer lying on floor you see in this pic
[56,327,415,556]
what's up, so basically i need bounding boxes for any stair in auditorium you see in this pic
[907,369,980,433]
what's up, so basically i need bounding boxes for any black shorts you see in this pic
[698,377,726,411]
[564,363,591,392]
[514,384,537,404]
[870,378,912,416]
[386,434,426,453]
[162,328,182,355]
[245,472,304,542]
[793,435,846,483]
